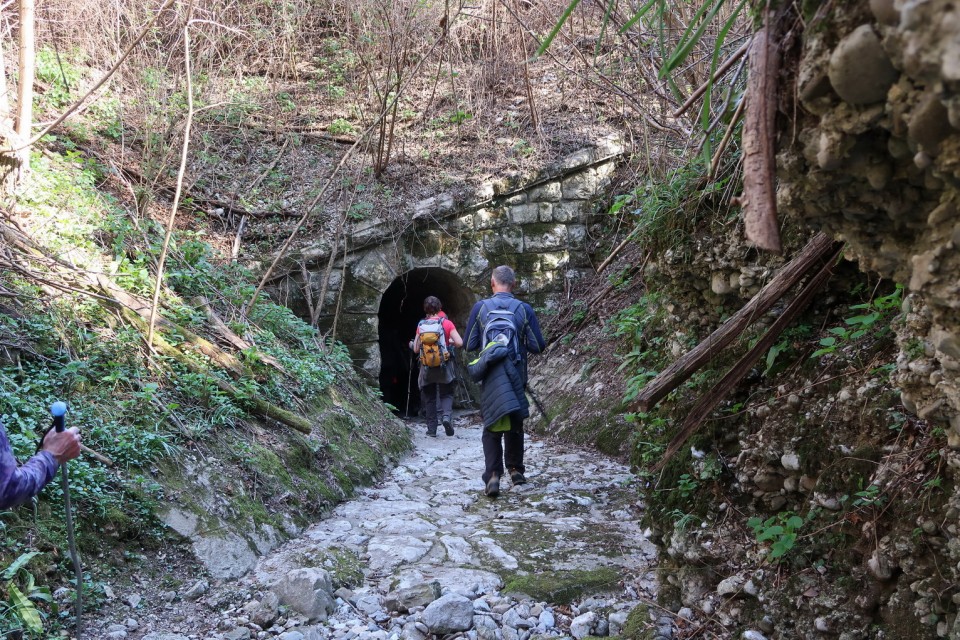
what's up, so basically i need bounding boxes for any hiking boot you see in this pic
[484,475,500,497]
[509,469,527,485]
[426,428,437,437]
[442,415,454,436]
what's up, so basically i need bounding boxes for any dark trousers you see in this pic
[481,414,524,482]
[421,382,454,432]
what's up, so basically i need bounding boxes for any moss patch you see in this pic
[621,604,657,640]
[502,568,621,604]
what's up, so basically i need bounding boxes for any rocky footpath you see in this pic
[87,413,664,640]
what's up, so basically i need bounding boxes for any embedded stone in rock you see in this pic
[194,531,261,579]
[717,575,744,596]
[384,582,442,613]
[711,271,734,295]
[908,93,953,155]
[867,550,894,581]
[392,567,503,596]
[934,329,960,360]
[780,452,801,472]
[440,535,477,565]
[366,535,434,572]
[422,593,474,634]
[271,568,336,622]
[869,0,899,25]
[828,24,898,105]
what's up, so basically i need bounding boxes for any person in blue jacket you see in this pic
[465,265,546,497]
[0,418,81,509]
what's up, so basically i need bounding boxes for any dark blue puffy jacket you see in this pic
[467,341,529,429]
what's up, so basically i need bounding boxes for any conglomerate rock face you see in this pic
[772,1,960,636]
[779,0,960,446]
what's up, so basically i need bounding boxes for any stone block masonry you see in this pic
[267,135,624,378]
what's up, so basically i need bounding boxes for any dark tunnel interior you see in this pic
[378,268,476,416]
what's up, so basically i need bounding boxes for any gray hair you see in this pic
[491,265,516,289]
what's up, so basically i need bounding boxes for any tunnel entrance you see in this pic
[378,268,476,417]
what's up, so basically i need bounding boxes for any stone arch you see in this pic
[377,267,476,415]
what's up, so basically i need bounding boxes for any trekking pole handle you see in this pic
[51,401,67,433]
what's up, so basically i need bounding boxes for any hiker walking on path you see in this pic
[465,265,546,497]
[0,418,81,509]
[411,296,464,437]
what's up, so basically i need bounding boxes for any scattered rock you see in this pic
[422,593,474,634]
[384,582,441,613]
[272,568,336,622]
[183,580,209,601]
[570,611,598,639]
[246,592,280,628]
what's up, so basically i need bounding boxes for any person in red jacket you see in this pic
[411,296,463,437]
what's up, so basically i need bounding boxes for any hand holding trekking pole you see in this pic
[43,404,81,463]
[51,401,84,637]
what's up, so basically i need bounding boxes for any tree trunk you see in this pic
[15,0,36,183]
[742,21,782,253]
[0,40,18,189]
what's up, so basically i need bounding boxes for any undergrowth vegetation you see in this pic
[0,145,371,635]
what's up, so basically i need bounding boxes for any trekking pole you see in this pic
[51,401,82,638]
[405,349,414,418]
[526,388,550,426]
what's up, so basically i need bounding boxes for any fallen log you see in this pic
[652,243,845,474]
[119,308,313,435]
[95,275,247,379]
[633,232,838,412]
[194,296,289,376]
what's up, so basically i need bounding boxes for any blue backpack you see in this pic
[481,301,522,364]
